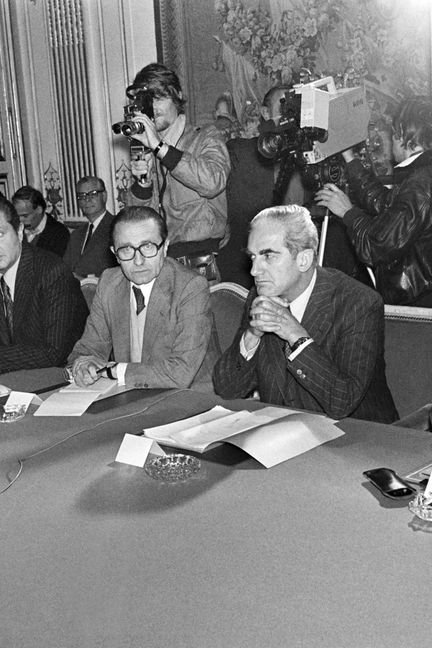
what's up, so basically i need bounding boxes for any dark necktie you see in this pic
[132,286,146,315]
[0,276,13,343]
[82,223,94,251]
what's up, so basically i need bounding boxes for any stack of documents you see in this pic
[144,405,344,468]
[34,379,116,416]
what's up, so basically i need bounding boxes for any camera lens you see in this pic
[121,122,145,137]
[111,121,145,137]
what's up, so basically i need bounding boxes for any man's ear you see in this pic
[260,105,270,121]
[296,249,315,273]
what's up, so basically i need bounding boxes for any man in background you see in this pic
[125,62,230,282]
[217,85,372,289]
[213,205,397,423]
[63,175,116,278]
[69,206,219,391]
[0,195,88,374]
[12,185,69,257]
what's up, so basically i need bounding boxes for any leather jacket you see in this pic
[343,151,432,305]
[126,122,230,248]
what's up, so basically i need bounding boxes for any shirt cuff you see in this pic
[240,333,260,361]
[116,362,127,385]
[286,338,314,361]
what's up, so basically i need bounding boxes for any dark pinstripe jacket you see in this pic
[213,267,398,423]
[0,243,88,374]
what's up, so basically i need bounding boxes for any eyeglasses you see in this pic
[114,240,165,261]
[76,189,105,201]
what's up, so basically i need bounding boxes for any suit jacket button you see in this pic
[296,369,302,375]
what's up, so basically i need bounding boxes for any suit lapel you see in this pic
[111,274,131,360]
[141,263,172,359]
[13,245,34,339]
[301,268,335,344]
[263,268,334,402]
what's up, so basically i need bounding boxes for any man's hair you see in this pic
[133,62,186,113]
[251,205,318,257]
[392,96,432,151]
[0,195,21,232]
[111,206,168,246]
[12,185,46,211]
[76,176,106,192]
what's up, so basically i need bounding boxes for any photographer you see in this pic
[316,96,432,306]
[123,63,230,282]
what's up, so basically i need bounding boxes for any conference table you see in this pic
[0,368,431,648]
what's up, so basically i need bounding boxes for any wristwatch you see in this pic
[290,337,312,353]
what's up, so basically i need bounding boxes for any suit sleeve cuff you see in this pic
[286,337,314,361]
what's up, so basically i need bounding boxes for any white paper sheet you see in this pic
[33,378,117,416]
[34,391,99,416]
[144,404,342,465]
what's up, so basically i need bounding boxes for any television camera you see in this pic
[257,77,370,192]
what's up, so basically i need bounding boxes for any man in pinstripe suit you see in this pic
[0,196,88,374]
[213,205,398,423]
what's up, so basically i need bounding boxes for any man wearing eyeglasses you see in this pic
[63,176,117,278]
[68,205,219,390]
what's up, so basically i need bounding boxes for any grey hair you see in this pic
[250,205,319,257]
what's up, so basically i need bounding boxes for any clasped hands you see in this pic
[244,295,308,351]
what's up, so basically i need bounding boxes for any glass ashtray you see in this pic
[145,454,201,482]
[409,492,432,521]
[0,404,26,423]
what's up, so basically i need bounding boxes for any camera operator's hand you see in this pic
[315,183,353,218]
[131,113,160,150]
[131,151,153,186]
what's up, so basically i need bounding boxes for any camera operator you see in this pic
[123,63,230,282]
[316,96,432,307]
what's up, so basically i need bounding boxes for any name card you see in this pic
[115,433,165,468]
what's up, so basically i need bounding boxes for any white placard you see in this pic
[115,434,165,468]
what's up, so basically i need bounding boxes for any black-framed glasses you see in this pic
[114,240,165,261]
[76,189,105,201]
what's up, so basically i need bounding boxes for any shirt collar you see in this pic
[130,277,156,306]
[289,269,317,323]
[395,151,423,168]
[90,211,106,233]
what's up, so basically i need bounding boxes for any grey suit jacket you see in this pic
[68,257,220,391]
[213,267,398,423]
[63,211,117,278]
